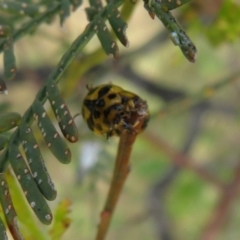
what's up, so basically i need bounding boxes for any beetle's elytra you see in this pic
[82,84,149,138]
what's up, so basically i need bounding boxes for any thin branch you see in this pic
[144,131,226,190]
[95,100,149,240]
[95,130,136,240]
[158,71,240,119]
[201,163,240,240]
[147,102,208,240]
[148,167,178,240]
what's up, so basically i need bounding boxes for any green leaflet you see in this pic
[0,173,24,240]
[59,0,84,25]
[93,16,119,59]
[89,0,102,10]
[0,216,8,240]
[86,0,125,59]
[0,135,8,151]
[46,83,78,143]
[86,0,129,53]
[49,199,72,240]
[0,112,21,133]
[146,0,197,62]
[108,8,129,47]
[69,0,83,11]
[0,1,39,17]
[32,100,71,164]
[60,0,71,26]
[0,151,7,173]
[5,170,48,240]
[3,38,16,80]
[85,7,96,21]
[85,6,119,60]
[8,145,52,225]
[19,123,57,201]
[0,77,8,94]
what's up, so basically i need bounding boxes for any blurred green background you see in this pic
[1,0,240,240]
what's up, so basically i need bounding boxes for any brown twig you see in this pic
[201,164,240,240]
[95,130,137,240]
[146,103,206,240]
[145,131,227,191]
[95,98,149,240]
[157,71,240,119]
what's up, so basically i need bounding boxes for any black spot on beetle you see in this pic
[121,96,128,104]
[84,99,96,111]
[108,93,117,100]
[103,116,111,126]
[96,123,102,131]
[87,117,94,131]
[98,85,111,98]
[96,99,105,108]
[103,104,123,119]
[93,110,101,119]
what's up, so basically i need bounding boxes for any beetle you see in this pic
[82,84,150,138]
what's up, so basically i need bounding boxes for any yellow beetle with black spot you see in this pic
[82,84,150,138]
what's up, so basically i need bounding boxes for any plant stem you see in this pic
[95,115,147,240]
[0,0,124,171]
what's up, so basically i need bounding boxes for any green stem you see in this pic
[156,71,240,119]
[0,0,124,171]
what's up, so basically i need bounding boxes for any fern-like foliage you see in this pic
[0,0,129,238]
[143,0,197,62]
[0,0,195,239]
